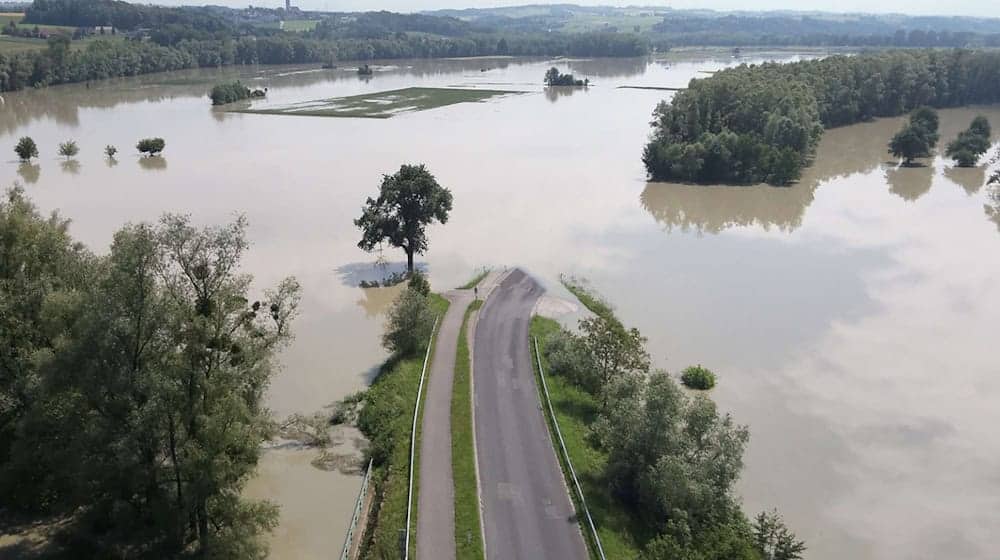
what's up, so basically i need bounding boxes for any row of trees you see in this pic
[540,287,804,559]
[0,29,648,93]
[644,49,1000,185]
[14,135,164,161]
[0,187,300,557]
[887,108,993,167]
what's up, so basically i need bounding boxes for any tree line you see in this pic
[0,187,300,558]
[644,49,1000,185]
[539,281,804,560]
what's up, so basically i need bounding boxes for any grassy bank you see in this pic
[529,316,650,560]
[359,294,448,560]
[458,269,489,290]
[452,299,484,559]
[560,275,614,319]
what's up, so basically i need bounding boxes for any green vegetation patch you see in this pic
[458,268,489,290]
[452,299,485,558]
[0,35,45,53]
[359,293,447,560]
[236,87,520,119]
[530,316,649,559]
[282,19,319,32]
[680,364,717,390]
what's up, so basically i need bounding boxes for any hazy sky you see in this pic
[153,0,996,18]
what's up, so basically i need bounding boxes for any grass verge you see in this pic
[559,275,615,319]
[359,294,448,560]
[529,316,650,560]
[458,269,489,290]
[452,299,484,559]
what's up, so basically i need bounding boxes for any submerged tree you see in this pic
[58,140,78,159]
[946,116,992,167]
[14,136,38,161]
[889,108,940,166]
[136,137,166,156]
[355,164,453,273]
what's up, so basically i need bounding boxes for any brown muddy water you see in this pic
[2,51,999,559]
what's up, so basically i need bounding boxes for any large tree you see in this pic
[355,164,453,273]
[1,195,301,557]
[578,314,650,409]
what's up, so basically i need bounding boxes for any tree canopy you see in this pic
[644,49,1000,185]
[355,164,453,273]
[889,107,940,166]
[0,188,300,558]
[946,116,992,167]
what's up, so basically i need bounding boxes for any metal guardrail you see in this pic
[533,337,607,560]
[404,317,439,560]
[340,458,374,560]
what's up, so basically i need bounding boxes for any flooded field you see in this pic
[2,51,998,559]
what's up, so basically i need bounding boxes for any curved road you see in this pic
[473,269,588,560]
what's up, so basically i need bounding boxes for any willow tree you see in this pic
[355,164,453,273]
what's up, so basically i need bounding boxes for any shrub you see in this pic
[680,365,716,390]
[104,145,117,158]
[382,287,435,357]
[136,138,165,156]
[58,140,78,159]
[209,81,251,106]
[407,270,430,296]
[543,329,600,393]
[14,136,38,161]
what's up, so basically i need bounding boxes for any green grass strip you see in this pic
[452,298,484,559]
[361,294,448,560]
[559,276,615,320]
[458,269,489,290]
[529,316,649,560]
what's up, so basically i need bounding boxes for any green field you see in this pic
[0,35,45,53]
[0,12,25,26]
[560,12,662,33]
[238,87,520,119]
[282,19,318,32]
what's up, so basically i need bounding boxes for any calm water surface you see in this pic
[2,52,998,560]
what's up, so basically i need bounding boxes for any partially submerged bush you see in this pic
[681,365,716,390]
[407,270,430,296]
[382,287,435,357]
[210,81,251,105]
[136,137,165,156]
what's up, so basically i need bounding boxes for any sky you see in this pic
[152,0,996,18]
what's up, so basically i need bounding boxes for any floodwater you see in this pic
[2,51,999,559]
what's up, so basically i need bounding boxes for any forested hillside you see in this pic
[644,50,1000,185]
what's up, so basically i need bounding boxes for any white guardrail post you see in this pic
[404,317,439,560]
[534,337,607,560]
[340,458,374,560]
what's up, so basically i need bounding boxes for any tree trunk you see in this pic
[197,499,209,554]
[406,249,414,273]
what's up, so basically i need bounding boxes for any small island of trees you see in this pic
[544,66,589,87]
[210,81,265,106]
[946,116,992,167]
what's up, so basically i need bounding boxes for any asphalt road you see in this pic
[473,269,588,560]
[417,290,472,560]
